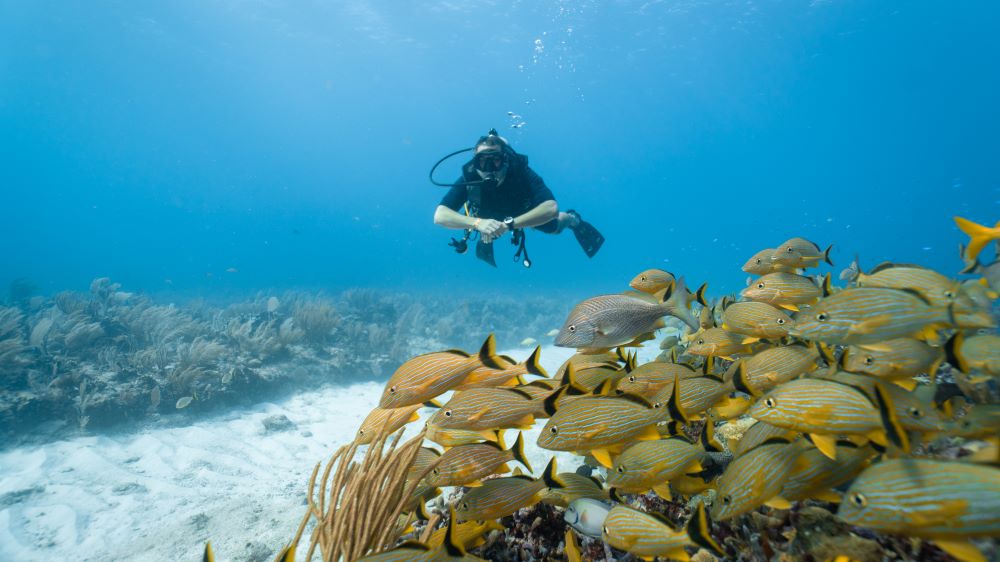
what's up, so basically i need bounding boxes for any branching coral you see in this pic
[295,427,433,562]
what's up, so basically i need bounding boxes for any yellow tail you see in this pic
[954,216,1000,261]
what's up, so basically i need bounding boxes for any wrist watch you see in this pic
[503,217,515,229]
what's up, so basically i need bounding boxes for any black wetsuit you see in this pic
[439,153,560,233]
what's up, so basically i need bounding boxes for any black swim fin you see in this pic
[476,240,497,267]
[568,211,604,258]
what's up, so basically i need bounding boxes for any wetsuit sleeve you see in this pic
[525,167,555,206]
[439,179,468,211]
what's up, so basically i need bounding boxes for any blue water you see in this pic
[2,1,998,300]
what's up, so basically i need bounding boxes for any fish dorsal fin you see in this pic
[511,474,535,482]
[667,374,689,424]
[895,287,933,306]
[755,437,792,450]
[702,373,725,384]
[647,510,680,530]
[478,333,504,370]
[506,387,535,400]
[443,508,466,557]
[526,346,547,377]
[396,540,432,551]
[442,349,472,357]
[870,261,899,274]
[500,354,517,364]
[687,501,724,557]
[616,392,654,409]
[542,387,567,416]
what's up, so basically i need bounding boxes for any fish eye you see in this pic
[864,356,874,366]
[641,276,647,282]
[723,495,732,504]
[568,325,576,332]
[616,465,625,473]
[909,407,922,418]
[764,397,776,408]
[697,339,704,345]
[444,410,453,417]
[628,375,636,383]
[850,492,867,507]
[432,468,440,475]
[389,386,397,394]
[653,402,662,409]
[550,426,558,434]
[816,313,828,322]
[462,502,469,510]
[944,290,955,299]
[603,526,609,535]
[358,429,365,435]
[755,259,762,265]
[776,318,785,325]
[787,247,793,253]
[757,283,765,289]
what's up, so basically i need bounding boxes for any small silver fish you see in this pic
[564,498,611,538]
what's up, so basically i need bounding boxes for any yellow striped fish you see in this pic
[614,361,700,396]
[686,327,753,358]
[359,508,486,561]
[856,263,994,329]
[537,393,666,467]
[566,362,630,392]
[946,332,1000,379]
[650,375,736,421]
[837,459,1000,562]
[356,400,440,445]
[741,272,827,311]
[425,519,503,551]
[787,287,952,345]
[730,343,819,397]
[772,237,833,268]
[743,248,800,275]
[780,441,874,503]
[424,432,532,487]
[947,404,1000,439]
[630,268,675,294]
[540,472,609,507]
[721,301,794,341]
[554,351,622,380]
[815,371,946,434]
[455,458,562,522]
[711,437,807,520]
[425,425,500,449]
[606,436,707,495]
[602,502,722,561]
[748,378,909,459]
[841,338,943,387]
[731,420,798,458]
[380,334,503,408]
[453,347,547,391]
[428,387,537,432]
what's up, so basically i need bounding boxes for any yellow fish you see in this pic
[780,441,874,503]
[856,263,994,329]
[614,361,700,396]
[742,248,800,275]
[602,501,723,561]
[428,387,537,432]
[453,346,547,391]
[356,400,440,445]
[380,334,503,408]
[455,458,562,522]
[954,216,1000,261]
[630,268,675,294]
[731,420,798,458]
[741,272,829,311]
[721,301,794,341]
[425,519,503,551]
[730,343,820,397]
[711,437,808,520]
[539,472,609,507]
[838,459,1000,562]
[685,327,753,358]
[771,237,833,268]
[946,332,1000,379]
[424,432,532,487]
[813,370,946,434]
[840,337,943,387]
[606,434,708,495]
[424,425,500,449]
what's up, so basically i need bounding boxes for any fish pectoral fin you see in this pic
[892,379,918,391]
[867,430,888,447]
[467,407,491,422]
[582,425,608,439]
[778,304,800,312]
[764,496,792,510]
[590,448,614,468]
[932,539,986,562]
[761,371,781,383]
[465,480,483,487]
[847,314,894,335]
[857,343,894,352]
[651,482,672,501]
[516,414,535,428]
[809,433,838,460]
[741,336,760,345]
[666,550,691,562]
[408,412,421,423]
[811,489,843,503]
[637,425,661,441]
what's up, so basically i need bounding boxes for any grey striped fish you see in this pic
[837,459,1000,561]
[730,343,819,397]
[602,502,722,560]
[741,272,826,311]
[556,277,699,350]
[424,432,532,487]
[711,438,808,520]
[742,248,800,275]
[428,387,537,432]
[539,472,609,507]
[686,327,753,358]
[614,361,699,396]
[455,458,561,522]
[780,441,874,502]
[787,287,953,345]
[606,436,706,494]
[841,338,943,387]
[721,301,794,341]
[748,378,908,459]
[380,334,503,408]
[772,237,833,268]
[856,263,994,329]
[537,394,665,467]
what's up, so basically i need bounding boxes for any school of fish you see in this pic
[341,216,999,562]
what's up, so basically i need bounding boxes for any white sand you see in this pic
[0,343,661,561]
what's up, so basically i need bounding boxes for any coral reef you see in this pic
[0,278,567,444]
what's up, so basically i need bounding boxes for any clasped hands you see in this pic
[473,218,509,244]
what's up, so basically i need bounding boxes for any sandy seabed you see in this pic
[0,344,663,561]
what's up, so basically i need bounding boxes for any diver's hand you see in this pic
[474,218,506,242]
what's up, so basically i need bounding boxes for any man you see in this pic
[433,130,603,264]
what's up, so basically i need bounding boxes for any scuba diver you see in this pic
[431,129,604,267]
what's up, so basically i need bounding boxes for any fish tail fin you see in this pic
[423,399,443,409]
[821,273,832,297]
[543,386,567,416]
[525,346,547,377]
[275,544,296,562]
[444,507,467,557]
[823,244,834,266]
[203,542,215,562]
[478,333,503,370]
[687,501,724,557]
[732,360,759,398]
[511,431,533,473]
[954,216,999,260]
[815,341,835,366]
[416,501,433,521]
[695,282,709,307]
[958,245,980,275]
[541,457,563,489]
[667,373,689,424]
[700,419,724,453]
[701,355,715,376]
[874,382,910,454]
[944,332,968,373]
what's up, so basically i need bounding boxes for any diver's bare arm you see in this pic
[513,200,558,228]
[433,205,478,230]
